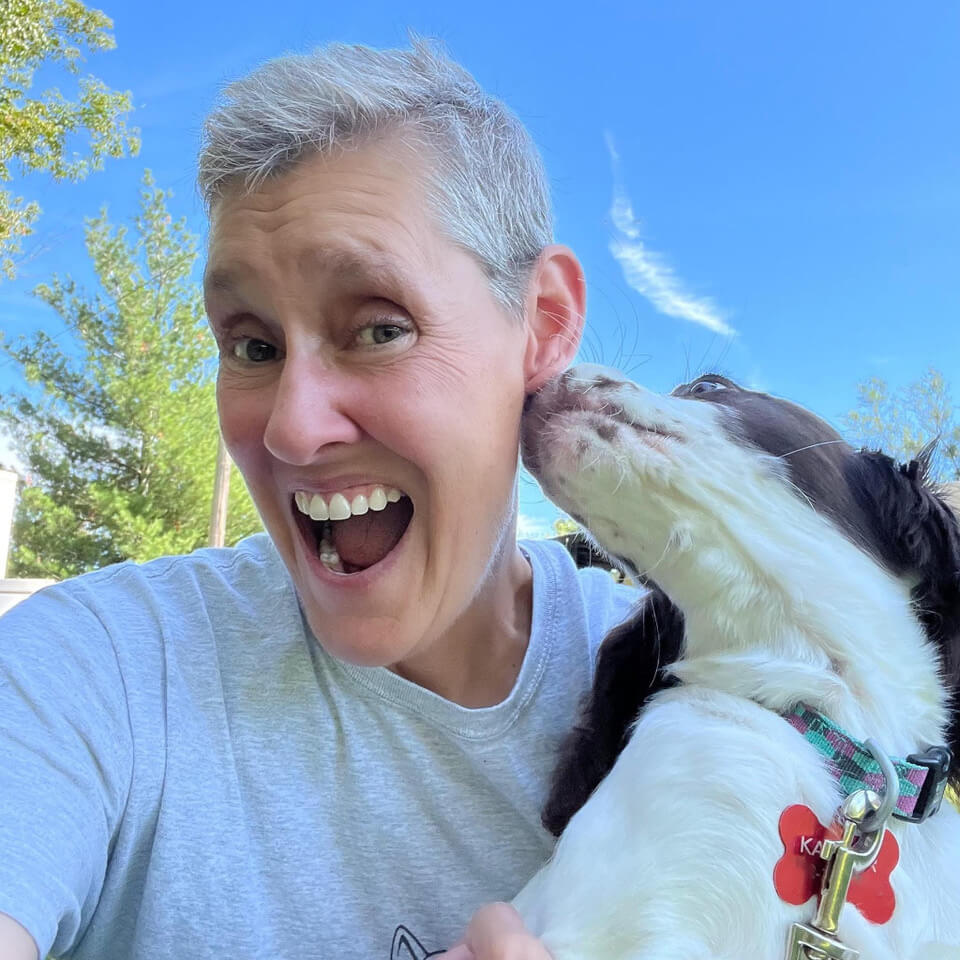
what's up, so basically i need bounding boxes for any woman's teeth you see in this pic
[318,527,346,574]
[293,485,409,575]
[293,485,404,522]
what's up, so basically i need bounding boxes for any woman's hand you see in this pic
[440,902,552,960]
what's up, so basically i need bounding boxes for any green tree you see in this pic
[843,368,959,482]
[0,173,262,579]
[0,0,139,278]
[553,516,579,536]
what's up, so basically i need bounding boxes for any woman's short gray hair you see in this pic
[198,38,553,318]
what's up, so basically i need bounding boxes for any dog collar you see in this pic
[784,704,952,824]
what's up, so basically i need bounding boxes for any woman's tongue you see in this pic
[329,499,412,570]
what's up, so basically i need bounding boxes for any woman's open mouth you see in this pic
[292,485,415,576]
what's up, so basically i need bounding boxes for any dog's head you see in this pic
[522,364,960,771]
[522,366,872,576]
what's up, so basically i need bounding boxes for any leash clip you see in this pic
[785,784,892,960]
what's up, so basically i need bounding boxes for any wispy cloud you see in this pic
[605,133,735,337]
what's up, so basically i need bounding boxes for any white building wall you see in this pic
[0,470,55,614]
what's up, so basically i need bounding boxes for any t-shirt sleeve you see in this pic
[0,585,133,958]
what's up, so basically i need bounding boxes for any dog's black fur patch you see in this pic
[542,586,685,836]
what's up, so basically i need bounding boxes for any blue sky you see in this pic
[1,0,957,537]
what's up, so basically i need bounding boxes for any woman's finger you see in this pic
[436,944,474,960]
[463,903,551,959]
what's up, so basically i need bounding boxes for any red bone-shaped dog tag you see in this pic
[773,804,899,924]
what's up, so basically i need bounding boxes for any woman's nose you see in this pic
[262,358,363,465]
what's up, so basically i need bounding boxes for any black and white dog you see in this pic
[514,365,960,959]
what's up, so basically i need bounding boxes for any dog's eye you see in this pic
[691,379,726,395]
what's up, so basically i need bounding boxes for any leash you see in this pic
[777,703,953,960]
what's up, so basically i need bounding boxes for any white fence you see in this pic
[0,469,56,615]
[0,579,55,616]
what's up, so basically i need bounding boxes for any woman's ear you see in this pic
[522,244,586,395]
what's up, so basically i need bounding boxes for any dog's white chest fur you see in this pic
[515,688,960,959]
[515,365,960,959]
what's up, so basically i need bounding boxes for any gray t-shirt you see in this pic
[0,534,637,959]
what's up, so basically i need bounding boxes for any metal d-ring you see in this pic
[861,738,900,833]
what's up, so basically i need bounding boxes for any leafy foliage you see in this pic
[0,173,261,579]
[553,516,580,536]
[843,368,959,482]
[0,0,139,277]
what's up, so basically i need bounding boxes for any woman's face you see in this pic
[204,143,535,668]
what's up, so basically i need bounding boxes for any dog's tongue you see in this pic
[330,498,412,570]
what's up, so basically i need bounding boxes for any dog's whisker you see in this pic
[582,451,604,473]
[610,455,629,496]
[777,439,847,458]
[779,476,817,513]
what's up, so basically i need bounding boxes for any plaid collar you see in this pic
[784,703,953,824]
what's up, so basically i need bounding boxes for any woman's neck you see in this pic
[390,543,534,708]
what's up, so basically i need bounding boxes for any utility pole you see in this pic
[208,432,231,548]
[0,469,17,578]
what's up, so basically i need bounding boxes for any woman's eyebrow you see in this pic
[205,246,415,301]
[297,245,417,295]
[203,267,240,298]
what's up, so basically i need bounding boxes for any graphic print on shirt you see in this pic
[390,924,444,959]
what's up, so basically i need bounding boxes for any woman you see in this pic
[0,39,635,959]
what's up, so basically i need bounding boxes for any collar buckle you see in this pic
[898,746,953,823]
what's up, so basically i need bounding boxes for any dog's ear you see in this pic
[850,449,960,597]
[915,437,940,480]
[849,450,960,784]
[541,587,685,837]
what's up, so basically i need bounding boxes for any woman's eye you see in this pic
[232,338,277,363]
[355,321,409,347]
[691,379,725,395]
